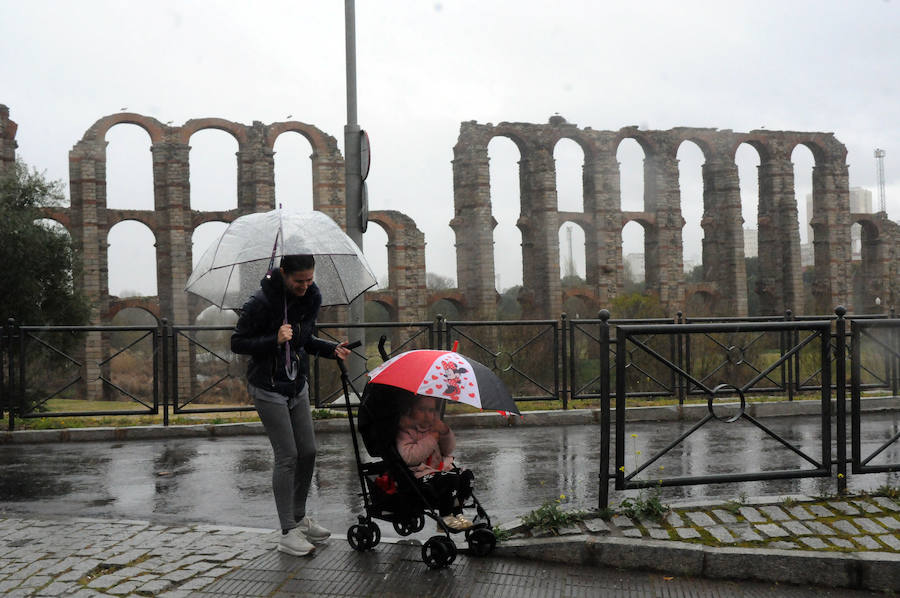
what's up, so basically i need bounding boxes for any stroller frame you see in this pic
[336,337,497,569]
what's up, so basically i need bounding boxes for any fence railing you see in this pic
[3,308,900,507]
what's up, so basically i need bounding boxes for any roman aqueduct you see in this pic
[3,104,900,332]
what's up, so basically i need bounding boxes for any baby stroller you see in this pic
[337,338,500,569]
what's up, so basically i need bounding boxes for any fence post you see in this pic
[3,318,13,431]
[784,310,794,401]
[161,319,170,427]
[434,314,445,350]
[598,309,611,510]
[834,306,847,494]
[676,311,685,405]
[560,313,569,410]
[892,307,898,397]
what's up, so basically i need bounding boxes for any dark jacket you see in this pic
[230,270,337,397]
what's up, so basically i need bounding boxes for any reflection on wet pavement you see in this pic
[0,412,898,545]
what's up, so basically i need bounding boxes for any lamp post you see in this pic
[344,0,366,386]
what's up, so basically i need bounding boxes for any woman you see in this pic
[231,254,351,556]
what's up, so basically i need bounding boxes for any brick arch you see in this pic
[427,291,466,311]
[562,286,601,313]
[104,298,161,322]
[37,209,71,231]
[81,113,165,145]
[364,292,398,321]
[179,118,248,146]
[265,122,337,157]
[191,210,240,230]
[548,129,598,161]
[106,212,157,230]
[673,135,715,164]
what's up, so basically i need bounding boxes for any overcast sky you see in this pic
[3,0,899,297]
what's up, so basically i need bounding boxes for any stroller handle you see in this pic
[337,339,362,376]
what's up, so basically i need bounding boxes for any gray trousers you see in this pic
[251,384,316,531]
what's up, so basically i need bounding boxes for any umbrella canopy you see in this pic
[367,350,519,416]
[185,209,377,309]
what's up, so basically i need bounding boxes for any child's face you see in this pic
[411,397,439,427]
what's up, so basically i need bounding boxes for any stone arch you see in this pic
[684,285,720,316]
[553,137,587,215]
[364,293,398,321]
[34,214,71,234]
[558,219,587,281]
[104,298,161,322]
[271,129,316,214]
[266,122,344,223]
[106,219,158,298]
[186,126,242,212]
[427,291,465,321]
[81,113,166,145]
[180,119,248,146]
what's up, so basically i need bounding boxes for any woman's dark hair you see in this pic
[280,254,316,273]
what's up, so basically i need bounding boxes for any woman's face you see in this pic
[411,397,439,427]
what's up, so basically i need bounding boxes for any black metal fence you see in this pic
[3,309,900,506]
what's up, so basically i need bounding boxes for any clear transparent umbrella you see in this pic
[185,209,377,309]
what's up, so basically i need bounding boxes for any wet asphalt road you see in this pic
[0,412,898,543]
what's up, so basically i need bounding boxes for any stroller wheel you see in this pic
[422,535,457,569]
[466,527,496,557]
[347,523,375,551]
[366,520,382,547]
[393,513,425,536]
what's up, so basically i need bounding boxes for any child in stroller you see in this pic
[396,395,475,531]
[344,379,496,569]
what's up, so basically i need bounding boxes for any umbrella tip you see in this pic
[452,340,459,352]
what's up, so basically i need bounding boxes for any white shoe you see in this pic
[278,527,315,556]
[296,516,331,544]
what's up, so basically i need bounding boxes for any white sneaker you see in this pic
[278,527,315,556]
[296,516,331,544]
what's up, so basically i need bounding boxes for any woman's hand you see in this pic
[334,342,351,361]
[277,324,293,345]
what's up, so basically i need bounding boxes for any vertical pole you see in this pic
[598,310,611,510]
[834,306,846,493]
[344,0,365,386]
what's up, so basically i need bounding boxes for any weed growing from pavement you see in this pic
[492,526,512,543]
[618,486,669,522]
[779,496,798,508]
[520,495,590,535]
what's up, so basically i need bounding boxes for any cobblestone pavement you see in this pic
[0,514,884,598]
[511,494,900,554]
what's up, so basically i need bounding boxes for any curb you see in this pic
[2,396,898,444]
[493,535,900,593]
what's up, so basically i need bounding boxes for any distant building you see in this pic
[743,228,758,258]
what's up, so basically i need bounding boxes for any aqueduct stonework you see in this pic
[3,104,900,333]
[453,117,900,320]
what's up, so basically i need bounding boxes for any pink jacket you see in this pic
[396,417,456,478]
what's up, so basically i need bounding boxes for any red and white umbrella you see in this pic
[367,350,519,416]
